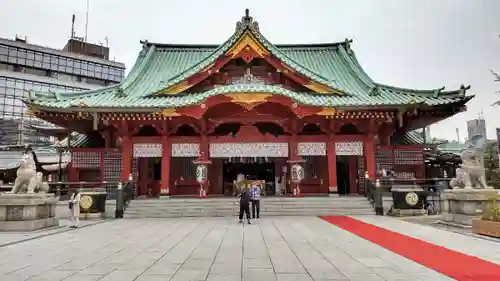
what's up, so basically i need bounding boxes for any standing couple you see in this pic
[238,181,261,224]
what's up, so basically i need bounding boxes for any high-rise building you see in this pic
[467,118,487,143]
[0,36,125,147]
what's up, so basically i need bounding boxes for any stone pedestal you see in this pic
[0,193,58,231]
[442,189,497,226]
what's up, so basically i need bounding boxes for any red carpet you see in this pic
[320,216,500,281]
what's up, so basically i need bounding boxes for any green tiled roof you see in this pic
[436,142,468,155]
[27,10,472,111]
[391,130,426,145]
[56,133,90,148]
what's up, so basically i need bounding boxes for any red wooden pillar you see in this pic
[200,133,210,193]
[327,137,337,193]
[288,133,298,194]
[365,133,376,179]
[160,136,171,195]
[120,136,132,181]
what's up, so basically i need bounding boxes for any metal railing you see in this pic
[366,177,453,216]
[1,180,136,219]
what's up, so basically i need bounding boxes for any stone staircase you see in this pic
[124,196,376,218]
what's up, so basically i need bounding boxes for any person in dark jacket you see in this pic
[238,187,252,224]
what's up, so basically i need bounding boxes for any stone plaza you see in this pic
[0,216,498,281]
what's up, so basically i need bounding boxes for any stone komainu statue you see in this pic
[450,135,491,189]
[10,154,49,194]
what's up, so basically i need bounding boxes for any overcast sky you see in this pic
[1,0,499,141]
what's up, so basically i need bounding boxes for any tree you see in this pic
[484,140,500,188]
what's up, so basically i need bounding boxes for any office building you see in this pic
[467,118,487,143]
[0,36,125,147]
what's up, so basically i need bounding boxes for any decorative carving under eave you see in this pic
[232,68,265,85]
[225,93,272,104]
[158,108,181,117]
[316,107,338,116]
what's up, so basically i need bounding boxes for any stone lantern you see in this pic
[193,152,211,198]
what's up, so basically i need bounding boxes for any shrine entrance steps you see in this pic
[123,196,375,218]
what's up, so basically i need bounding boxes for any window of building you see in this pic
[81,61,88,76]
[0,45,8,61]
[7,47,17,64]
[0,62,14,71]
[17,49,26,59]
[0,75,86,145]
[74,60,81,74]
[88,62,95,76]
[49,55,58,71]
[57,57,66,72]
[24,67,49,77]
[86,77,106,86]
[26,50,35,67]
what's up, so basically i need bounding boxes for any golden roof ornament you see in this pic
[235,9,259,33]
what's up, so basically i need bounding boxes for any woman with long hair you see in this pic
[68,188,81,228]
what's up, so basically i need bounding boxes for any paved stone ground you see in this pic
[0,217,468,281]
[0,220,105,247]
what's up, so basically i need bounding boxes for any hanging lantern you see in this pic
[290,163,304,184]
[196,164,208,185]
[193,154,210,185]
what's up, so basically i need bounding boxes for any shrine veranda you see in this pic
[26,10,472,197]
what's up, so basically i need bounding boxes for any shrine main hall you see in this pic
[27,10,472,197]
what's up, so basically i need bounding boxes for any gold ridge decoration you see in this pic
[316,107,338,116]
[225,93,272,104]
[304,82,338,94]
[25,107,40,116]
[158,108,180,117]
[158,80,191,95]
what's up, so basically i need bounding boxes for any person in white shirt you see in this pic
[250,182,261,219]
[69,189,81,228]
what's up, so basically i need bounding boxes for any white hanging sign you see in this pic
[172,143,200,157]
[335,141,364,156]
[210,142,289,158]
[133,143,162,158]
[297,142,326,156]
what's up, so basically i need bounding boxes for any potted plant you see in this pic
[472,194,500,238]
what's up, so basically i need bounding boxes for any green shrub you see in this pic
[483,195,500,222]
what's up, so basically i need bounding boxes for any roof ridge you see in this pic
[118,45,158,97]
[375,83,471,97]
[148,33,241,95]
[148,9,347,95]
[141,41,350,49]
[335,44,375,88]
[250,31,339,88]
